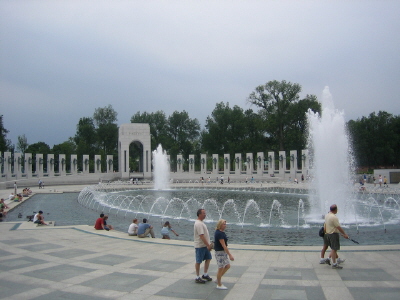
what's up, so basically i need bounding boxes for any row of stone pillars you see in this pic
[0,152,113,181]
[174,150,309,177]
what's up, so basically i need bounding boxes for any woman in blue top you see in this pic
[161,221,179,239]
[214,219,234,290]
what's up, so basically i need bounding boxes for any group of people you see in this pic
[94,203,348,291]
[127,218,179,239]
[194,208,234,290]
[95,215,180,239]
[94,213,114,231]
[8,193,23,202]
[194,204,348,291]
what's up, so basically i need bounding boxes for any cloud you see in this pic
[1,0,399,147]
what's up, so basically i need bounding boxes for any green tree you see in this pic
[167,111,200,168]
[247,80,320,151]
[201,102,268,156]
[0,115,12,152]
[52,138,77,172]
[74,117,97,171]
[93,105,118,162]
[25,142,51,172]
[348,111,400,168]
[16,134,29,154]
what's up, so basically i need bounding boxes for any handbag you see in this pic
[319,226,324,237]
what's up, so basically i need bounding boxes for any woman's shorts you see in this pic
[215,250,230,268]
[195,247,212,263]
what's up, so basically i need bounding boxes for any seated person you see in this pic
[94,213,108,230]
[33,211,47,225]
[0,208,6,218]
[103,215,114,230]
[8,193,14,201]
[128,218,139,236]
[137,218,155,238]
[161,221,179,239]
[0,198,9,210]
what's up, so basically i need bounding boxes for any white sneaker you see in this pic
[216,284,228,290]
[337,258,346,264]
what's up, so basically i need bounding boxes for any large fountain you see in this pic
[152,144,170,190]
[307,86,355,223]
[75,87,400,245]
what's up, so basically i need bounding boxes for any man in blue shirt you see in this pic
[137,218,155,238]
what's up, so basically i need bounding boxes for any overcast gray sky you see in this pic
[1,0,399,149]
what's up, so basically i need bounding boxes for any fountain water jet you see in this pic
[153,144,170,190]
[307,86,355,222]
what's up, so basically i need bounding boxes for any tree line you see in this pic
[1,80,399,172]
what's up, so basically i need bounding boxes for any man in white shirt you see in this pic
[194,209,213,283]
[33,211,47,225]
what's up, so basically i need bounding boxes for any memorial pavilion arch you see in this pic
[118,123,151,179]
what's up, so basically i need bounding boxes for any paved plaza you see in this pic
[1,185,400,300]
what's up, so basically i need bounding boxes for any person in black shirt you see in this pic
[214,219,234,290]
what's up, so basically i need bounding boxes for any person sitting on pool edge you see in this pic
[161,221,179,239]
[94,213,109,231]
[103,215,114,230]
[137,218,155,238]
[128,218,139,236]
[33,211,48,225]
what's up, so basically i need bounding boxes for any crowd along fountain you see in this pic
[75,87,400,245]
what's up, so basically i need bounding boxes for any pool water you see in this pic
[4,192,400,246]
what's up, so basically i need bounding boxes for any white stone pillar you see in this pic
[256,152,264,176]
[290,150,297,179]
[176,154,184,173]
[301,149,309,178]
[188,155,195,173]
[59,154,66,176]
[47,154,55,176]
[200,154,207,174]
[235,153,241,175]
[223,154,230,176]
[14,153,22,179]
[70,154,78,174]
[25,153,32,179]
[245,153,253,175]
[4,151,12,178]
[212,154,219,174]
[0,152,3,179]
[82,155,90,174]
[106,155,113,173]
[36,154,44,178]
[95,155,102,173]
[268,151,275,176]
[278,151,286,177]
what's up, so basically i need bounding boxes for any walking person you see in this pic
[383,176,388,187]
[320,219,345,265]
[214,219,234,290]
[194,208,213,283]
[325,204,349,269]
